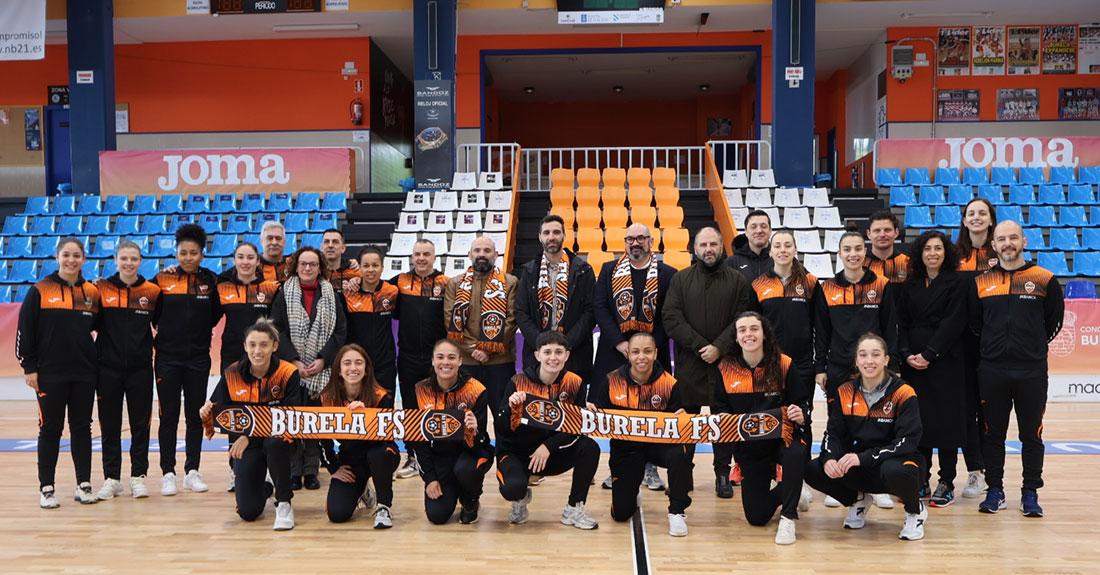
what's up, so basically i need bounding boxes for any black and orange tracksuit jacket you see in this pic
[494,365,588,455]
[713,353,809,457]
[750,271,818,368]
[343,280,399,372]
[593,362,682,415]
[411,372,492,485]
[958,246,998,275]
[216,268,280,367]
[16,273,100,384]
[94,274,161,371]
[327,259,360,293]
[207,357,303,445]
[260,255,290,284]
[152,267,223,366]
[814,268,898,375]
[320,386,397,466]
[820,375,922,467]
[864,251,910,284]
[391,271,450,361]
[967,262,1064,366]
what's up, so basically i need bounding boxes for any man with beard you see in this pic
[726,210,773,283]
[968,220,1063,518]
[864,211,909,284]
[260,221,290,283]
[664,227,752,498]
[515,215,596,382]
[444,236,518,415]
[319,229,359,292]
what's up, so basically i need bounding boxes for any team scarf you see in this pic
[510,396,792,445]
[447,266,509,353]
[610,254,659,334]
[209,404,475,447]
[537,252,570,331]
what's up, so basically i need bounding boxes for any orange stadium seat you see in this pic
[661,227,689,252]
[563,228,575,252]
[655,186,680,207]
[603,205,629,228]
[662,251,692,270]
[577,168,601,188]
[576,227,605,252]
[575,185,601,208]
[602,185,626,209]
[628,167,652,190]
[630,205,657,228]
[549,205,575,228]
[586,251,616,275]
[604,227,628,250]
[628,185,653,208]
[575,207,602,228]
[551,168,575,189]
[657,205,684,228]
[550,186,575,209]
[602,167,626,187]
[652,167,676,188]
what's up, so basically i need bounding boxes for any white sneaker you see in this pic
[161,473,178,496]
[74,482,99,504]
[668,513,688,537]
[601,474,614,489]
[899,501,928,541]
[273,501,295,530]
[509,488,533,524]
[560,502,599,530]
[962,470,987,499]
[396,454,420,479]
[40,486,59,509]
[799,484,813,512]
[130,476,150,499]
[183,470,208,493]
[775,516,797,545]
[824,495,841,508]
[373,504,393,529]
[644,463,666,491]
[358,485,377,511]
[871,493,895,509]
[226,473,236,493]
[843,493,870,529]
[529,475,546,486]
[97,478,124,500]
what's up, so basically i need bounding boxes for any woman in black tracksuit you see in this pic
[320,344,399,527]
[342,246,399,392]
[713,312,810,545]
[17,237,101,508]
[94,240,162,501]
[153,224,222,496]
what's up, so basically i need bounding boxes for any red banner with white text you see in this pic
[875,137,1100,182]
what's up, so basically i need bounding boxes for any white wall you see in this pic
[845,32,887,164]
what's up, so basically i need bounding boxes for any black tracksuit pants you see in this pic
[497,437,600,506]
[235,437,293,521]
[156,361,210,475]
[804,454,925,515]
[735,435,810,525]
[97,366,154,479]
[424,451,493,524]
[326,444,400,523]
[398,355,430,410]
[610,440,693,520]
[979,361,1048,491]
[36,379,96,488]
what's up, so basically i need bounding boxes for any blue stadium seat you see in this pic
[168,215,193,233]
[1008,185,1036,205]
[1050,166,1076,185]
[101,259,118,278]
[1018,167,1045,185]
[212,194,237,213]
[947,185,973,205]
[162,259,178,270]
[156,194,183,214]
[82,260,99,280]
[977,185,1005,205]
[0,261,8,282]
[905,168,931,186]
[997,205,1023,224]
[293,192,320,212]
[1080,166,1100,185]
[206,258,225,274]
[962,168,988,186]
[30,216,56,236]
[1060,206,1088,228]
[33,236,60,258]
[285,233,299,253]
[1038,185,1067,205]
[132,195,157,215]
[877,168,902,186]
[14,284,31,302]
[300,232,323,249]
[57,216,83,236]
[321,192,347,212]
[1073,252,1100,277]
[934,205,961,227]
[1084,228,1100,251]
[51,196,77,215]
[226,214,253,234]
[265,193,293,212]
[208,234,237,257]
[1037,252,1070,276]
[84,215,111,236]
[904,206,934,228]
[113,214,140,236]
[934,167,960,186]
[140,214,168,235]
[0,284,11,303]
[889,186,917,206]
[199,214,223,234]
[39,260,59,280]
[257,213,279,228]
[240,193,265,212]
[76,196,102,215]
[1065,280,1098,299]
[7,260,37,283]
[91,236,120,258]
[1,215,29,236]
[184,194,211,214]
[919,186,947,205]
[1050,228,1083,251]
[149,235,175,258]
[102,195,129,215]
[1093,207,1100,228]
[990,167,1017,185]
[1,236,33,259]
[1028,206,1057,227]
[126,235,150,255]
[1068,184,1097,205]
[138,259,160,278]
[284,212,309,233]
[310,212,336,232]
[19,197,49,216]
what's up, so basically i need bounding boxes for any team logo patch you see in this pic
[216,407,254,434]
[794,284,805,296]
[739,412,780,438]
[866,290,878,302]
[382,298,392,309]
[138,296,149,309]
[457,402,468,411]
[199,284,208,293]
[523,398,564,427]
[422,412,463,440]
[1024,281,1036,294]
[650,394,663,409]
[897,270,908,280]
[257,292,266,303]
[616,292,634,320]
[883,400,894,415]
[989,258,998,268]
[482,312,504,340]
[558,391,571,402]
[271,385,281,398]
[433,285,443,297]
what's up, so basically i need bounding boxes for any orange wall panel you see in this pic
[2,45,69,104]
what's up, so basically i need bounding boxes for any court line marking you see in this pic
[631,492,651,575]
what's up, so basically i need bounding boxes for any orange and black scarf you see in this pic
[448,266,509,354]
[537,252,570,331]
[610,254,659,334]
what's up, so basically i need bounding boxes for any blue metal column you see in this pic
[412,0,457,189]
[771,0,815,187]
[66,0,115,195]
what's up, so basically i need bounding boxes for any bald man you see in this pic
[968,220,1063,518]
[444,236,518,412]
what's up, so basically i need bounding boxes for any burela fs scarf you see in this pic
[611,253,659,334]
[448,266,509,354]
[537,252,570,331]
[283,276,338,394]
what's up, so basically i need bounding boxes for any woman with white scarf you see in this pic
[270,246,347,491]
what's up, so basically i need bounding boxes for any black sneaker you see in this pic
[929,481,955,508]
[917,482,931,500]
[459,499,480,524]
[290,475,302,491]
[304,475,321,490]
[715,475,734,499]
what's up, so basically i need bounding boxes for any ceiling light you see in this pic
[699,84,710,92]
[523,86,535,94]
[273,23,361,32]
[901,11,992,19]
[612,85,624,93]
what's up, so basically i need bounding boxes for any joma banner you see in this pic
[511,397,792,445]
[99,148,352,196]
[875,137,1100,181]
[209,405,474,446]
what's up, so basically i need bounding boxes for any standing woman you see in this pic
[320,344,400,528]
[153,223,222,496]
[94,241,162,501]
[343,246,399,392]
[953,197,997,499]
[898,231,967,506]
[270,246,347,491]
[17,237,101,507]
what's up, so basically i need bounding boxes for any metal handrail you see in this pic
[706,140,772,175]
[516,146,710,192]
[457,143,521,179]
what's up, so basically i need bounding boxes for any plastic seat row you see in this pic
[730,206,843,231]
[395,211,511,233]
[905,205,1098,229]
[553,167,678,191]
[2,212,338,237]
[726,187,831,209]
[388,232,508,258]
[721,169,777,189]
[572,227,688,254]
[547,205,682,230]
[878,166,1100,187]
[403,190,511,212]
[0,231,321,261]
[1021,228,1100,252]
[17,192,348,217]
[0,257,213,284]
[891,184,1099,207]
[450,171,505,191]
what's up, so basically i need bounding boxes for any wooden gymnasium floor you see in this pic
[1,399,1099,575]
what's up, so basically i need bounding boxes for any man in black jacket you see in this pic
[515,215,596,382]
[725,210,773,283]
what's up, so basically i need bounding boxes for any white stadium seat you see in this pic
[449,233,476,255]
[761,207,781,226]
[812,206,843,229]
[750,169,776,188]
[455,211,483,232]
[782,207,812,229]
[773,187,801,208]
[451,172,477,191]
[426,211,454,232]
[396,211,425,232]
[723,169,749,189]
[803,187,831,207]
[388,233,418,256]
[459,190,487,211]
[731,207,750,230]
[404,191,430,211]
[745,188,773,208]
[445,256,470,273]
[481,231,508,251]
[419,232,449,255]
[384,256,410,276]
[484,211,510,231]
[432,191,459,211]
[478,171,504,190]
[487,191,512,210]
[724,188,744,207]
[823,229,845,252]
[803,253,834,279]
[793,230,823,253]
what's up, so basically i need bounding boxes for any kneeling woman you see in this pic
[413,339,493,525]
[200,320,302,530]
[713,312,810,545]
[320,344,400,527]
[593,332,692,537]
[804,333,927,541]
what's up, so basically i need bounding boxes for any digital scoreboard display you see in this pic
[212,0,323,14]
